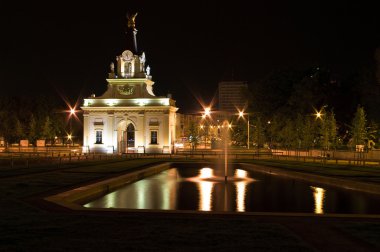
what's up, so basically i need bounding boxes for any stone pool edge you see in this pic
[240,163,380,195]
[44,162,172,210]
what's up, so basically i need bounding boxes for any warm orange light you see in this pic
[204,107,211,116]
[315,111,322,119]
[67,134,72,140]
[70,108,75,115]
[238,111,244,117]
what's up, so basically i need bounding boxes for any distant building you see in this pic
[218,81,248,113]
[81,14,178,153]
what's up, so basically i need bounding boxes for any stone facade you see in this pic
[81,19,178,153]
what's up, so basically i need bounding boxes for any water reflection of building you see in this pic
[86,169,179,209]
[81,14,177,154]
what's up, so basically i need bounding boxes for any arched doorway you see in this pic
[126,123,135,149]
[117,120,136,153]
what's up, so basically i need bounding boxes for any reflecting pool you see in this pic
[84,166,380,214]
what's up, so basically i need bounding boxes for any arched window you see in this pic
[127,123,135,147]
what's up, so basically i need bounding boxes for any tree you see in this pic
[187,121,199,151]
[302,116,315,149]
[41,116,54,142]
[28,114,38,144]
[252,117,265,150]
[350,105,367,148]
[327,111,338,149]
[14,118,24,142]
[230,120,246,146]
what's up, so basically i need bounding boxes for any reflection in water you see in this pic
[235,169,248,212]
[197,168,215,211]
[104,191,116,208]
[84,169,180,210]
[235,182,246,212]
[311,186,326,214]
[84,166,380,214]
[198,181,214,211]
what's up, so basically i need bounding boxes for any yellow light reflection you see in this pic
[198,181,214,211]
[235,182,247,212]
[311,186,326,214]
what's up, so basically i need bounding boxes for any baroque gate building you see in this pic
[81,13,178,153]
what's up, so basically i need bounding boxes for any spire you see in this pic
[126,12,138,54]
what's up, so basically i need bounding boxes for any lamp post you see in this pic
[238,110,250,149]
[202,107,211,149]
[68,107,76,146]
[314,105,328,161]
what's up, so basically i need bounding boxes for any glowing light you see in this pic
[311,186,326,214]
[238,111,244,118]
[234,169,248,178]
[70,108,75,115]
[199,168,214,179]
[83,99,93,106]
[106,99,118,106]
[136,99,149,106]
[228,123,232,129]
[314,106,326,120]
[204,107,211,116]
[67,134,72,140]
[160,99,170,105]
[174,142,184,148]
[200,125,204,129]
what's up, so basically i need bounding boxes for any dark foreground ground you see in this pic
[1,158,380,251]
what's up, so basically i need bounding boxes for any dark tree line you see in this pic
[0,95,66,146]
[231,58,380,150]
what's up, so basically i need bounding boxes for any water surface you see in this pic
[84,166,380,214]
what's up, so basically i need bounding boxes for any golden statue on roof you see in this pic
[127,12,138,30]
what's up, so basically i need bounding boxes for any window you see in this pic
[96,131,102,144]
[150,131,158,144]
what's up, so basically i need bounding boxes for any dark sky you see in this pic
[1,1,379,113]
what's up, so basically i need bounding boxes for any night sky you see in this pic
[1,1,379,113]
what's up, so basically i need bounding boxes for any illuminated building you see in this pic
[81,13,178,153]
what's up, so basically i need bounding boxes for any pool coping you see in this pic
[240,163,380,195]
[44,162,172,210]
[44,161,380,218]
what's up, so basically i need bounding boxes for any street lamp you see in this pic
[238,110,250,149]
[201,107,212,148]
[67,105,78,146]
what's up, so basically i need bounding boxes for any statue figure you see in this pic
[110,62,115,72]
[127,12,138,30]
[140,52,146,63]
[146,65,151,76]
